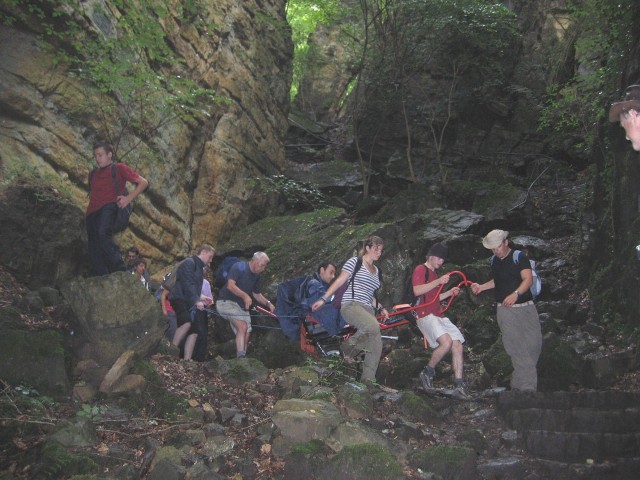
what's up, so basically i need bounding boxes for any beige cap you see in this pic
[482,229,509,249]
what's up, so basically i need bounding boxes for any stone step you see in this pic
[497,390,640,413]
[506,407,640,434]
[522,430,640,462]
[479,454,640,480]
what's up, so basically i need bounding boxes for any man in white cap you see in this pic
[412,242,467,398]
[609,84,640,151]
[471,230,542,391]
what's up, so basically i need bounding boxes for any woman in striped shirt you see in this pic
[312,235,389,383]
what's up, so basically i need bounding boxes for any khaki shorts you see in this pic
[216,300,252,334]
[417,313,465,348]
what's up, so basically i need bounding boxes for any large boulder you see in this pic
[272,398,342,443]
[0,307,70,399]
[0,186,87,288]
[408,445,477,480]
[60,272,165,367]
[318,443,404,480]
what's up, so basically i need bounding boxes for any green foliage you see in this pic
[77,403,106,421]
[38,442,99,479]
[286,0,342,100]
[351,0,520,183]
[539,0,635,155]
[0,383,56,444]
[2,159,75,202]
[252,174,327,211]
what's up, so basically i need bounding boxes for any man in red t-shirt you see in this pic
[411,243,467,398]
[86,142,148,276]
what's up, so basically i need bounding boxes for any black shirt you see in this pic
[490,250,533,303]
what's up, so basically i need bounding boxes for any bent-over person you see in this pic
[412,243,467,398]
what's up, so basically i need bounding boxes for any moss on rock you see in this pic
[0,328,70,399]
[36,442,99,479]
[538,332,584,391]
[321,443,403,479]
[482,337,513,387]
[397,391,441,423]
[408,444,476,479]
[217,208,389,286]
[290,438,327,455]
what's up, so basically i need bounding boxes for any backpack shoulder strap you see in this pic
[349,256,363,299]
[353,256,363,275]
[110,163,121,196]
[415,263,428,282]
[512,249,521,264]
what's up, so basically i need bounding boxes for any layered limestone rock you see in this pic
[0,0,293,269]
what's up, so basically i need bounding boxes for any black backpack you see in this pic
[404,264,428,306]
[161,257,195,293]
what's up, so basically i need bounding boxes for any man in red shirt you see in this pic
[86,142,148,276]
[412,243,467,398]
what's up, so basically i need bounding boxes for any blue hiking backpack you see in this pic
[214,256,242,289]
[490,250,542,299]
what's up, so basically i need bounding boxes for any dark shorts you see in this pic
[172,298,195,328]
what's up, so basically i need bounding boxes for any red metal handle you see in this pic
[382,270,472,320]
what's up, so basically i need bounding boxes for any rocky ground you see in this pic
[1,260,639,479]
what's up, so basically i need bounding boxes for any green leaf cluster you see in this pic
[286,0,343,100]
[351,0,519,182]
[539,0,635,156]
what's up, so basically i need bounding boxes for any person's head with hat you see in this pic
[426,242,449,270]
[609,84,640,151]
[482,229,510,258]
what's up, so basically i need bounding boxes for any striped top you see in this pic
[341,256,380,306]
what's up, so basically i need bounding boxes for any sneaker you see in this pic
[419,370,434,390]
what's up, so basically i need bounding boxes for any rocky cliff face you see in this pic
[0,0,292,268]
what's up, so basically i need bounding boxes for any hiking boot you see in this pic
[341,344,358,364]
[419,369,435,390]
[452,382,470,400]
